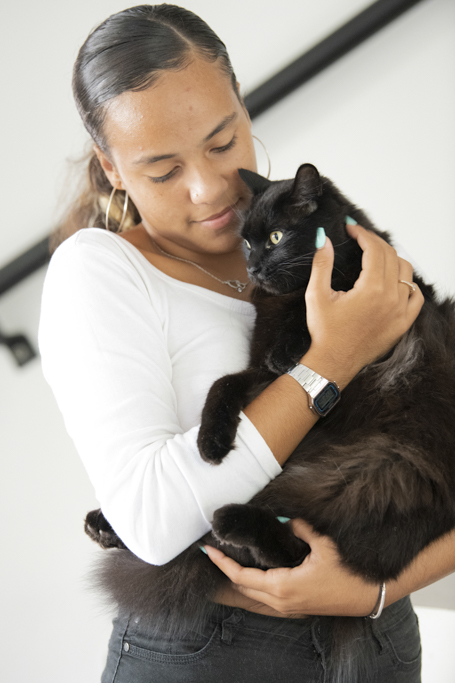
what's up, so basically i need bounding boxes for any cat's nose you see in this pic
[247,265,261,277]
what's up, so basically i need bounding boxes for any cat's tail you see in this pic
[318,616,378,683]
[89,542,226,638]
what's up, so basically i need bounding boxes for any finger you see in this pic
[382,245,402,291]
[395,258,420,305]
[306,235,335,300]
[397,257,414,285]
[204,545,272,591]
[405,282,424,322]
[204,545,297,606]
[290,518,318,543]
[232,585,289,612]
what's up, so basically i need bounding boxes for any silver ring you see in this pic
[398,279,416,296]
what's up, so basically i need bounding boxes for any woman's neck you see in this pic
[118,224,252,302]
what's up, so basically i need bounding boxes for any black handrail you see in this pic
[0,0,425,297]
[0,237,50,296]
[244,0,424,118]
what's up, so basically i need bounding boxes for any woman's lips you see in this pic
[197,205,237,230]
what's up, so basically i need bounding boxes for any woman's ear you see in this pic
[93,145,124,190]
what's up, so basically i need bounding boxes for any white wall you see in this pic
[252,0,455,297]
[1,1,454,682]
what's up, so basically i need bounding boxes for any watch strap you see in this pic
[287,363,330,397]
[287,363,340,417]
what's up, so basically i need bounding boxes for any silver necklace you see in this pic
[152,240,249,293]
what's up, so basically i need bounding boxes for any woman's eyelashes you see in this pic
[148,135,238,184]
[150,168,178,184]
[212,133,237,154]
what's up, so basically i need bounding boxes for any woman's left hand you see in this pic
[204,518,381,617]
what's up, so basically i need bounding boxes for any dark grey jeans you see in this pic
[101,596,421,683]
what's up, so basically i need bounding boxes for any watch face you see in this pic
[314,383,340,416]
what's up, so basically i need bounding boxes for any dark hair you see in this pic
[51,4,238,251]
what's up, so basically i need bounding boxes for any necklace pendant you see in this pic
[151,240,249,294]
[226,279,248,293]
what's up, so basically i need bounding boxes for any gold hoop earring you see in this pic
[106,187,129,232]
[252,135,271,179]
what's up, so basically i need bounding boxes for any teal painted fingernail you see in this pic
[276,516,291,524]
[199,545,208,555]
[346,216,357,225]
[315,227,326,249]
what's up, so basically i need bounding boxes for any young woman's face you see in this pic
[99,57,257,256]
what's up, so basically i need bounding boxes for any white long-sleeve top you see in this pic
[38,228,282,565]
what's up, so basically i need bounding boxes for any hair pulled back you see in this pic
[52,4,238,251]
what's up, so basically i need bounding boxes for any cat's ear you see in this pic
[291,164,323,206]
[238,168,273,195]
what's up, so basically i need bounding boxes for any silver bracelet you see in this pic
[368,582,386,619]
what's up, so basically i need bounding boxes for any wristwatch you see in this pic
[287,363,340,417]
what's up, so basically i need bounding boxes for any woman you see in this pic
[38,4,455,682]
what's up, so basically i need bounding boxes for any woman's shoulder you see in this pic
[52,227,132,261]
[50,227,158,282]
[39,227,167,352]
[44,227,161,307]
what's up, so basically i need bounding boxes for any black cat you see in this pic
[85,165,455,683]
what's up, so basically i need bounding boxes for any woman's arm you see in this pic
[205,519,455,617]
[243,222,424,464]
[39,230,283,566]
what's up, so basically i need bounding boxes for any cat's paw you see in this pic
[213,504,310,569]
[264,337,310,375]
[264,349,298,375]
[212,504,259,547]
[197,410,240,465]
[84,509,126,550]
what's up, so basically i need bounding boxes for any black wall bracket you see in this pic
[0,327,37,367]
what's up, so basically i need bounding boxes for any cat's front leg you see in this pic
[198,369,274,464]
[212,503,310,569]
[264,328,312,375]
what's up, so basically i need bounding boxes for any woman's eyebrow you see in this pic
[133,152,176,166]
[203,112,238,143]
[133,112,238,166]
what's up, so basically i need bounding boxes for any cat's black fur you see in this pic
[85,165,455,683]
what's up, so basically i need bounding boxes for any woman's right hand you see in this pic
[302,221,424,388]
[207,519,382,617]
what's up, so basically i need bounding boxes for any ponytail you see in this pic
[49,151,140,254]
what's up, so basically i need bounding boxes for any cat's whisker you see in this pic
[332,265,346,278]
[277,253,315,267]
[278,268,301,288]
[332,236,355,250]
[265,258,314,282]
[296,250,317,260]
[275,259,312,271]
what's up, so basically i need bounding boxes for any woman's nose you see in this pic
[188,160,229,205]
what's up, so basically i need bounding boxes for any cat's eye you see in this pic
[269,231,283,245]
[244,239,251,250]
